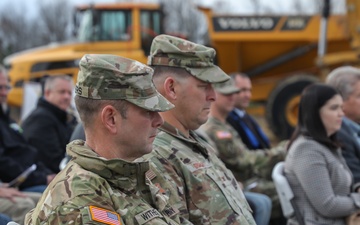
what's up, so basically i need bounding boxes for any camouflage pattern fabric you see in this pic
[200,117,287,219]
[142,122,256,225]
[147,34,229,84]
[212,78,240,95]
[76,54,174,112]
[25,140,192,225]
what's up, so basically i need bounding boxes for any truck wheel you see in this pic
[265,75,319,140]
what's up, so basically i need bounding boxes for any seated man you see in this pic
[199,78,286,224]
[0,65,55,193]
[227,73,271,150]
[326,66,360,191]
[143,34,255,224]
[22,75,76,173]
[25,54,190,225]
[0,185,41,225]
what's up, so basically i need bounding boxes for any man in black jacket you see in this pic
[0,65,55,192]
[22,75,76,173]
[326,66,360,191]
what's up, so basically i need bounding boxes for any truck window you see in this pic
[140,10,162,55]
[77,10,93,42]
[100,10,131,41]
[77,9,132,42]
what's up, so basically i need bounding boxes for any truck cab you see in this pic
[4,3,164,108]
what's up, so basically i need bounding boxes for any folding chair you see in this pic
[272,161,304,225]
[7,222,20,225]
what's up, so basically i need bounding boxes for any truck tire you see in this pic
[265,75,319,140]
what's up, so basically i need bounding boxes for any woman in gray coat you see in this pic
[285,84,360,225]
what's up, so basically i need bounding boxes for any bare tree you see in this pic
[311,0,346,15]
[0,0,347,64]
[0,4,36,53]
[159,0,208,44]
[292,0,304,15]
[37,0,72,43]
[212,0,232,14]
[250,0,261,14]
[0,0,72,62]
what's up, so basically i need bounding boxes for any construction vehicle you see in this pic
[3,1,359,140]
[201,0,358,139]
[3,2,165,109]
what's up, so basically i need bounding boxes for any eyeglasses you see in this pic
[0,85,11,91]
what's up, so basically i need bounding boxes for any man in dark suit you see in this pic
[227,73,271,150]
[326,66,360,191]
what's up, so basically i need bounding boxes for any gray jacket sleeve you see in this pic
[291,140,360,217]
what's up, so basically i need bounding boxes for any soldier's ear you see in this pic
[101,105,118,134]
[163,77,177,101]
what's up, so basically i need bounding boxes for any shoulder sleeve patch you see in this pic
[145,169,157,181]
[89,206,122,225]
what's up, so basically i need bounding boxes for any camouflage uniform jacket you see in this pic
[201,117,286,219]
[25,140,191,225]
[143,122,255,225]
[201,117,286,182]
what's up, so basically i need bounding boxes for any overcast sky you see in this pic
[0,0,347,16]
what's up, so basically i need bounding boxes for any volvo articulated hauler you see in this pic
[4,0,360,139]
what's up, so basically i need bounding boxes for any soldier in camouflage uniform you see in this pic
[199,77,287,222]
[142,34,256,225]
[196,78,272,225]
[25,54,192,225]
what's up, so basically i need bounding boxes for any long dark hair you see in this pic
[287,83,340,151]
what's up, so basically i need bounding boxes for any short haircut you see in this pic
[75,96,128,128]
[288,84,340,151]
[326,66,360,100]
[152,66,192,88]
[229,72,249,79]
[44,75,73,91]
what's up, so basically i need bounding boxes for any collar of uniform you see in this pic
[67,140,150,191]
[158,122,210,158]
[158,122,194,142]
[207,116,222,125]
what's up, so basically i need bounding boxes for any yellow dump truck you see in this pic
[4,3,163,108]
[201,0,357,139]
[3,0,360,139]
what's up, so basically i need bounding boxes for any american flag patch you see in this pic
[145,170,157,181]
[89,206,122,225]
[192,162,205,169]
[216,130,232,139]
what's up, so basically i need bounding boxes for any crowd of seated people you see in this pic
[3,43,360,225]
[0,65,75,224]
[284,83,360,225]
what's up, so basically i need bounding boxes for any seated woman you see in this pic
[284,84,360,225]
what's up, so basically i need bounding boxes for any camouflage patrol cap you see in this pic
[76,54,174,112]
[213,78,240,95]
[148,34,229,83]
